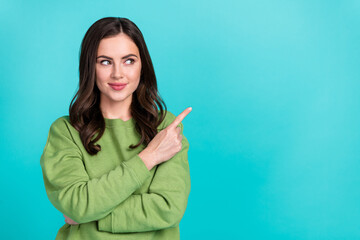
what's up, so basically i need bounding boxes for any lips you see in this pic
[109,83,127,86]
[109,83,127,91]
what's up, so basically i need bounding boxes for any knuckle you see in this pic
[177,145,182,151]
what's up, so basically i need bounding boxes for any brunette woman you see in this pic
[40,17,191,240]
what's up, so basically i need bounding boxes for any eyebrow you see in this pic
[96,54,138,60]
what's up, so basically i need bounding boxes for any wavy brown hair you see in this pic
[69,17,167,155]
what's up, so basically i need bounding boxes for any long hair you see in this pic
[69,17,167,155]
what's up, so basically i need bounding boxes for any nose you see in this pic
[111,62,124,79]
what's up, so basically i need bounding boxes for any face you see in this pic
[95,33,142,109]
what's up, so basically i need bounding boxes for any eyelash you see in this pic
[100,59,135,65]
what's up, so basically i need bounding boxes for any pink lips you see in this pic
[108,83,127,91]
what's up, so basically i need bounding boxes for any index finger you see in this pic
[167,107,192,129]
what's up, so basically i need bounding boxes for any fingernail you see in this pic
[189,107,192,111]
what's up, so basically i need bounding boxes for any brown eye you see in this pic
[125,59,135,65]
[100,60,111,65]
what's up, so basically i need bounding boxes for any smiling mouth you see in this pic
[108,82,127,86]
[108,83,127,90]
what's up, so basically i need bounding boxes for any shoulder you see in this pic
[49,115,71,130]
[48,115,77,139]
[45,115,82,148]
[41,115,82,163]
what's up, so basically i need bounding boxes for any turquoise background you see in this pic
[1,0,359,239]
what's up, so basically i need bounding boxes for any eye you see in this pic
[125,58,135,65]
[100,60,111,65]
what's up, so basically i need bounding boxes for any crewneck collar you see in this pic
[104,117,135,129]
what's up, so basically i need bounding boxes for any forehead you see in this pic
[97,33,139,56]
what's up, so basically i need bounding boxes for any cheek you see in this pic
[96,68,108,82]
[129,65,142,80]
[95,70,108,91]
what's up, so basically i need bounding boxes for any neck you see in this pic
[99,95,132,121]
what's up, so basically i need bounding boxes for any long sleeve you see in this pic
[40,118,152,224]
[97,120,191,233]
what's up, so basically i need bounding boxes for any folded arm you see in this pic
[97,121,191,233]
[40,118,151,224]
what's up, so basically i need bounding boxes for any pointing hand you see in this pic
[138,107,192,170]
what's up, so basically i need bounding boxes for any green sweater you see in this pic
[40,111,191,240]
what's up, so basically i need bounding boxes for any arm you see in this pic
[97,121,191,233]
[40,118,151,224]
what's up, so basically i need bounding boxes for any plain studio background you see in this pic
[1,0,359,239]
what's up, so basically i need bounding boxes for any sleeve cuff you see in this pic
[98,213,112,232]
[123,154,151,188]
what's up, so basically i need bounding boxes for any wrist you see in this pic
[138,149,155,171]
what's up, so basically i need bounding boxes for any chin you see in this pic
[111,94,132,102]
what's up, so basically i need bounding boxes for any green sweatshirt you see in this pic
[40,111,191,240]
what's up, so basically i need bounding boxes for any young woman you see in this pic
[40,17,192,240]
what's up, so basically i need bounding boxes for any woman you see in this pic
[40,17,192,240]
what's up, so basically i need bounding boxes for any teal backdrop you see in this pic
[1,0,359,239]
